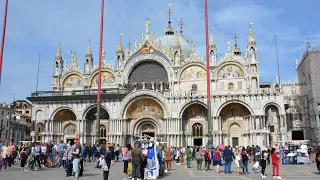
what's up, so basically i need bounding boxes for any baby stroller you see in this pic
[252,161,259,173]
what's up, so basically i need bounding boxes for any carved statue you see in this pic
[191,40,195,51]
[102,48,105,60]
[151,32,155,41]
[71,51,77,64]
[145,17,150,34]
[140,32,145,42]
[134,41,139,51]
[227,39,230,52]
[125,48,130,57]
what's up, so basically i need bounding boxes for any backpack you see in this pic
[25,147,31,157]
[204,151,210,161]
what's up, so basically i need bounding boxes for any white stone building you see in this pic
[27,8,315,147]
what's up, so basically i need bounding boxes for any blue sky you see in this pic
[0,0,319,103]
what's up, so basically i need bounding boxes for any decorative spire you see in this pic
[117,33,123,53]
[85,39,92,56]
[209,27,216,49]
[102,47,106,61]
[174,34,181,48]
[55,41,62,59]
[165,4,174,35]
[248,22,256,44]
[179,18,184,34]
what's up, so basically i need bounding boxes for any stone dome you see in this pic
[155,35,192,57]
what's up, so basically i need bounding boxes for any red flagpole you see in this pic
[0,0,9,84]
[204,0,213,147]
[96,0,104,143]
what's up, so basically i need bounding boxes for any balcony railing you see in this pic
[31,88,129,97]
[164,87,283,98]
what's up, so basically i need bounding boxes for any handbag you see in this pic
[102,166,109,172]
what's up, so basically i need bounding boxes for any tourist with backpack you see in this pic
[203,147,211,171]
[195,147,203,171]
[213,147,222,173]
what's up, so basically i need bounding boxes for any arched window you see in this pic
[100,125,106,138]
[192,123,203,137]
[228,83,234,90]
[191,84,197,92]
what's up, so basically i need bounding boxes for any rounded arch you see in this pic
[61,72,84,88]
[216,100,253,117]
[50,107,78,120]
[215,62,246,80]
[178,62,207,81]
[229,122,241,133]
[132,117,160,136]
[100,124,107,138]
[89,70,116,86]
[179,100,208,118]
[119,90,169,119]
[122,53,174,84]
[82,104,110,120]
[35,110,43,121]
[192,123,203,137]
[262,101,282,114]
[124,97,164,119]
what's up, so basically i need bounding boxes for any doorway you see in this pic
[142,132,155,138]
[67,139,74,146]
[232,137,239,147]
[292,130,304,140]
[193,138,202,146]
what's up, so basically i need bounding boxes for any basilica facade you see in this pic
[28,8,315,147]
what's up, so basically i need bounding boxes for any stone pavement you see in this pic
[0,160,319,180]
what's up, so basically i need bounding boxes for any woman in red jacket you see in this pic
[271,148,281,179]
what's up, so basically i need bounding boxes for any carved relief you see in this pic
[91,71,115,85]
[180,65,206,80]
[126,98,164,119]
[218,65,244,79]
[63,74,84,87]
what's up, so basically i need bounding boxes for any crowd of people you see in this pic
[1,138,320,180]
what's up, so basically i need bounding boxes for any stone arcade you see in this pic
[28,6,314,147]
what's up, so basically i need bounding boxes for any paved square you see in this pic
[1,160,319,180]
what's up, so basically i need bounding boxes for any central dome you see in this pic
[155,35,192,57]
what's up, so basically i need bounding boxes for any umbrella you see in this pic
[217,144,225,149]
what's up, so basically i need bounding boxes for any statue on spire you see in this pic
[140,32,145,42]
[145,17,150,35]
[102,48,105,61]
[71,50,77,64]
[227,39,231,52]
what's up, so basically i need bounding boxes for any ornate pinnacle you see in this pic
[117,33,123,53]
[55,41,62,59]
[248,22,256,44]
[85,39,92,55]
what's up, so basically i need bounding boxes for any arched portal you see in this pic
[181,103,207,146]
[265,104,281,143]
[53,109,77,143]
[84,106,110,145]
[219,103,251,146]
